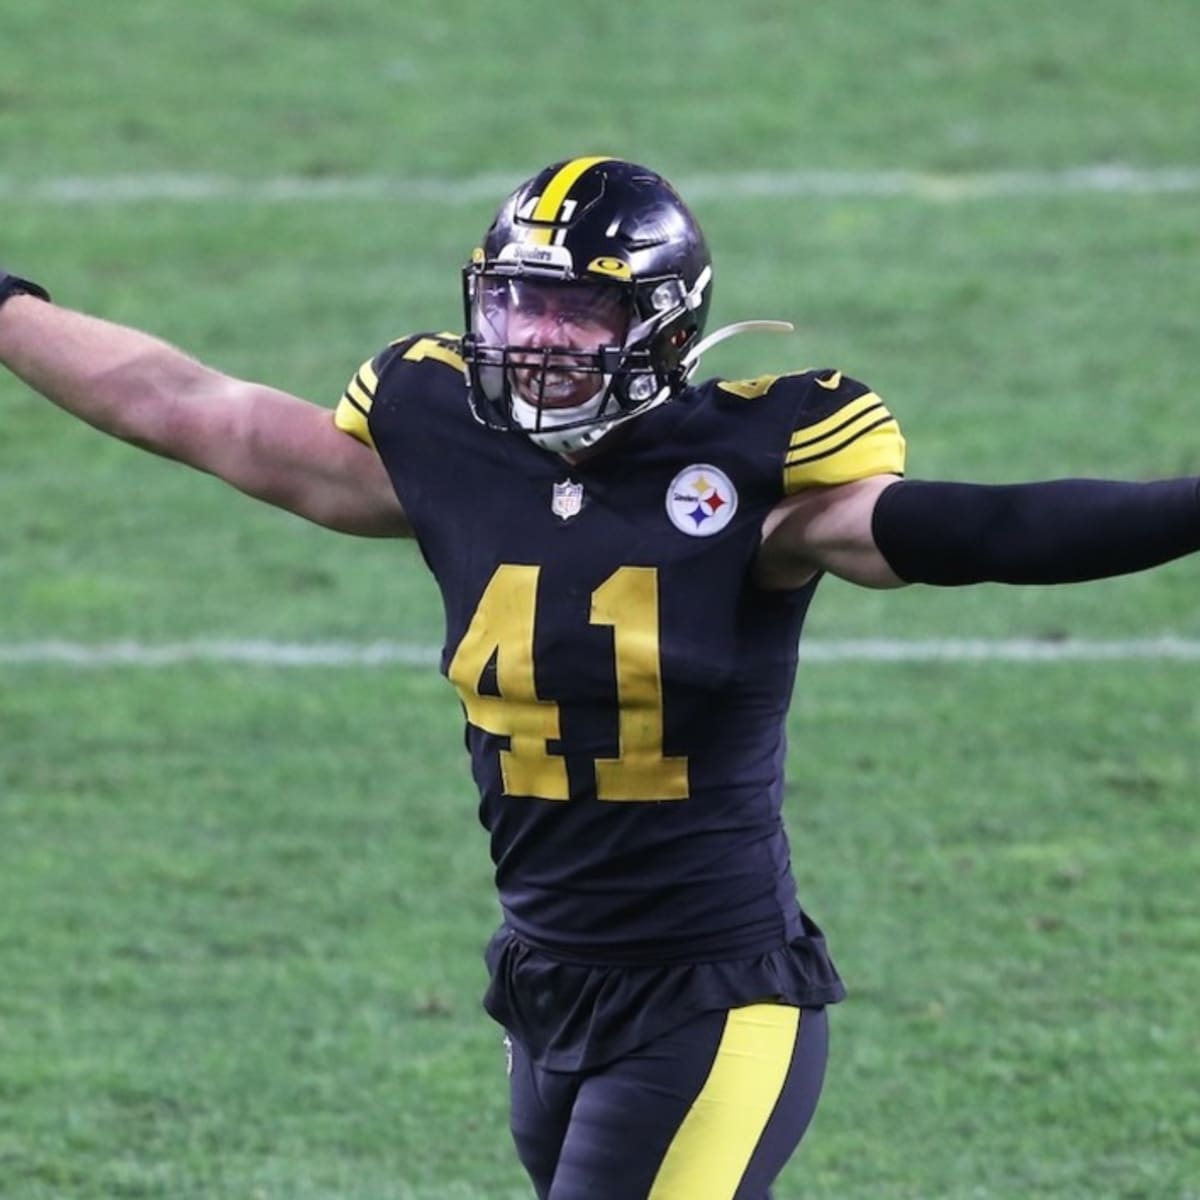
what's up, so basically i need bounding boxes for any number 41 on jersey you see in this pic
[447,564,689,803]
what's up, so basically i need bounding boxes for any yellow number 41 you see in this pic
[447,564,689,803]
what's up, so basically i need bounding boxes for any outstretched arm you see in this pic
[757,473,1200,590]
[758,475,906,589]
[0,279,410,537]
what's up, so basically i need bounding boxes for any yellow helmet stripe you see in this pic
[528,155,613,245]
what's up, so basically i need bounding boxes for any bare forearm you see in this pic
[1,287,410,536]
[0,294,225,455]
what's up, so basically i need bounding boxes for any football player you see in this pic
[2,156,1198,1200]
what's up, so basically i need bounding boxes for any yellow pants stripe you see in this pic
[648,1005,802,1200]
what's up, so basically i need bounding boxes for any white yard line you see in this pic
[3,166,1200,206]
[0,639,439,667]
[1,638,1198,667]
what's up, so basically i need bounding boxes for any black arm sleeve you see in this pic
[871,477,1200,586]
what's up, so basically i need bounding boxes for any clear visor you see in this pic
[472,276,630,417]
[474,277,629,352]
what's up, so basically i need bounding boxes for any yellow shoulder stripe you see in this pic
[334,396,375,449]
[784,404,906,491]
[343,361,378,413]
[788,392,883,454]
[334,357,380,450]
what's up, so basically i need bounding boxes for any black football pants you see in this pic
[507,1004,828,1200]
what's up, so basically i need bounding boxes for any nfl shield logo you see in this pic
[551,479,584,521]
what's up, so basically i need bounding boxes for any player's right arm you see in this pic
[0,284,410,537]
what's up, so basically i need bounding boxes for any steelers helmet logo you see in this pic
[666,464,738,537]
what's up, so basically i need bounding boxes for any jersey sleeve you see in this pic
[333,332,465,450]
[780,369,906,493]
[333,346,399,450]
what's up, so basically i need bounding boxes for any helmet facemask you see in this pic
[463,255,711,456]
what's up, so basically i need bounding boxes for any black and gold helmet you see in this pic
[462,157,715,454]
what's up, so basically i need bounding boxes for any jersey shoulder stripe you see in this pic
[712,368,906,490]
[782,369,905,492]
[333,332,464,450]
[334,359,382,448]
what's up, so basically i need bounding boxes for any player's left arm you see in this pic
[758,474,906,589]
[758,473,1200,591]
[752,368,908,589]
[753,366,1200,590]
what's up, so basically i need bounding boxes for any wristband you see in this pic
[0,271,51,310]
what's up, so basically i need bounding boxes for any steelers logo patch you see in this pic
[666,464,739,537]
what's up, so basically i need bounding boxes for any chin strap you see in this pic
[680,320,795,372]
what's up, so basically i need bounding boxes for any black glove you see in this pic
[0,270,51,310]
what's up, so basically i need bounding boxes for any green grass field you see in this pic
[3,2,1199,1197]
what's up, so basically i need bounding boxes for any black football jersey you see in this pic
[336,334,905,968]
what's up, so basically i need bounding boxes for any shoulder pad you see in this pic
[780,368,907,492]
[715,371,803,401]
[390,331,467,376]
[334,332,465,449]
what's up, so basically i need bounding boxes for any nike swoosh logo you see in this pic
[816,370,842,390]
